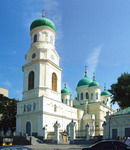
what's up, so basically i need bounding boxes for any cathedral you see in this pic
[16,12,114,139]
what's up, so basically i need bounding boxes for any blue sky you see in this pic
[0,0,130,109]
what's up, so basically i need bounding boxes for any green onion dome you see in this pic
[30,17,56,31]
[77,76,93,87]
[61,87,71,94]
[101,90,111,96]
[89,81,99,87]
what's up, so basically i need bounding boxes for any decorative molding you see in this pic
[22,59,62,72]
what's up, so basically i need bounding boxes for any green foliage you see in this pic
[109,72,130,109]
[0,94,18,131]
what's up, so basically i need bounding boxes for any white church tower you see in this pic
[22,11,62,102]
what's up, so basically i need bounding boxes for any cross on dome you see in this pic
[93,73,96,81]
[85,66,88,77]
[42,9,45,17]
[104,83,106,90]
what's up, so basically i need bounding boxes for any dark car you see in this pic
[0,146,32,150]
[82,140,130,150]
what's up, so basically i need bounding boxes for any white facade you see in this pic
[104,107,130,139]
[16,16,114,139]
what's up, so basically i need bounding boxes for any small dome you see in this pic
[89,81,99,87]
[77,76,92,87]
[61,87,71,94]
[30,18,56,31]
[101,90,111,96]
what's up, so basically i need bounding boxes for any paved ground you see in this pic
[25,143,90,150]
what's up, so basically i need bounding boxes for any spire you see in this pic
[104,83,106,90]
[42,9,45,17]
[93,73,95,81]
[85,66,88,77]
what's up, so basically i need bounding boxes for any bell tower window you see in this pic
[81,93,83,100]
[52,73,57,91]
[28,71,34,90]
[86,92,89,99]
[33,34,37,43]
[96,93,98,99]
[91,93,93,100]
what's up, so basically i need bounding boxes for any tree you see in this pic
[0,94,18,132]
[109,72,130,109]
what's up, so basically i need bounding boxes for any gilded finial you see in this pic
[42,9,45,17]
[85,66,87,77]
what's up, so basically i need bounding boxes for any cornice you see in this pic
[22,59,62,72]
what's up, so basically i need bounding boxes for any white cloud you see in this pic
[86,44,103,77]
[16,90,22,94]
[2,80,12,87]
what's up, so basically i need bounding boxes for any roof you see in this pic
[112,107,130,116]
[61,87,71,94]
[30,18,56,31]
[101,90,111,96]
[89,81,99,87]
[77,76,92,87]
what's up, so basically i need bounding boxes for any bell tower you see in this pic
[22,11,62,101]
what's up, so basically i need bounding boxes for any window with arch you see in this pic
[96,93,98,99]
[77,94,79,101]
[86,92,89,99]
[81,93,83,100]
[33,34,37,43]
[91,93,93,100]
[52,73,57,91]
[54,104,57,112]
[28,71,34,90]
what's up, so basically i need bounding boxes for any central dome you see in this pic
[77,76,92,87]
[30,18,56,31]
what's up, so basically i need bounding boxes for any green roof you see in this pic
[101,90,111,96]
[89,81,99,87]
[30,18,56,31]
[112,107,130,116]
[77,76,92,87]
[61,87,71,94]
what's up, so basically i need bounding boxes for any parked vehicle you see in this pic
[0,146,32,150]
[82,140,130,150]
[125,138,130,146]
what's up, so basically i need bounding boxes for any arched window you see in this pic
[33,34,37,43]
[54,104,57,112]
[28,71,34,90]
[86,92,89,99]
[81,93,83,100]
[23,105,26,112]
[77,94,79,101]
[52,73,57,91]
[91,93,93,100]
[96,93,98,99]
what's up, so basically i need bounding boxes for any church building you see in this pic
[16,12,114,139]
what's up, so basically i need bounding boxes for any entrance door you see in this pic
[112,129,117,139]
[26,121,31,136]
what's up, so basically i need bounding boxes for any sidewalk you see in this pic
[26,143,90,150]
